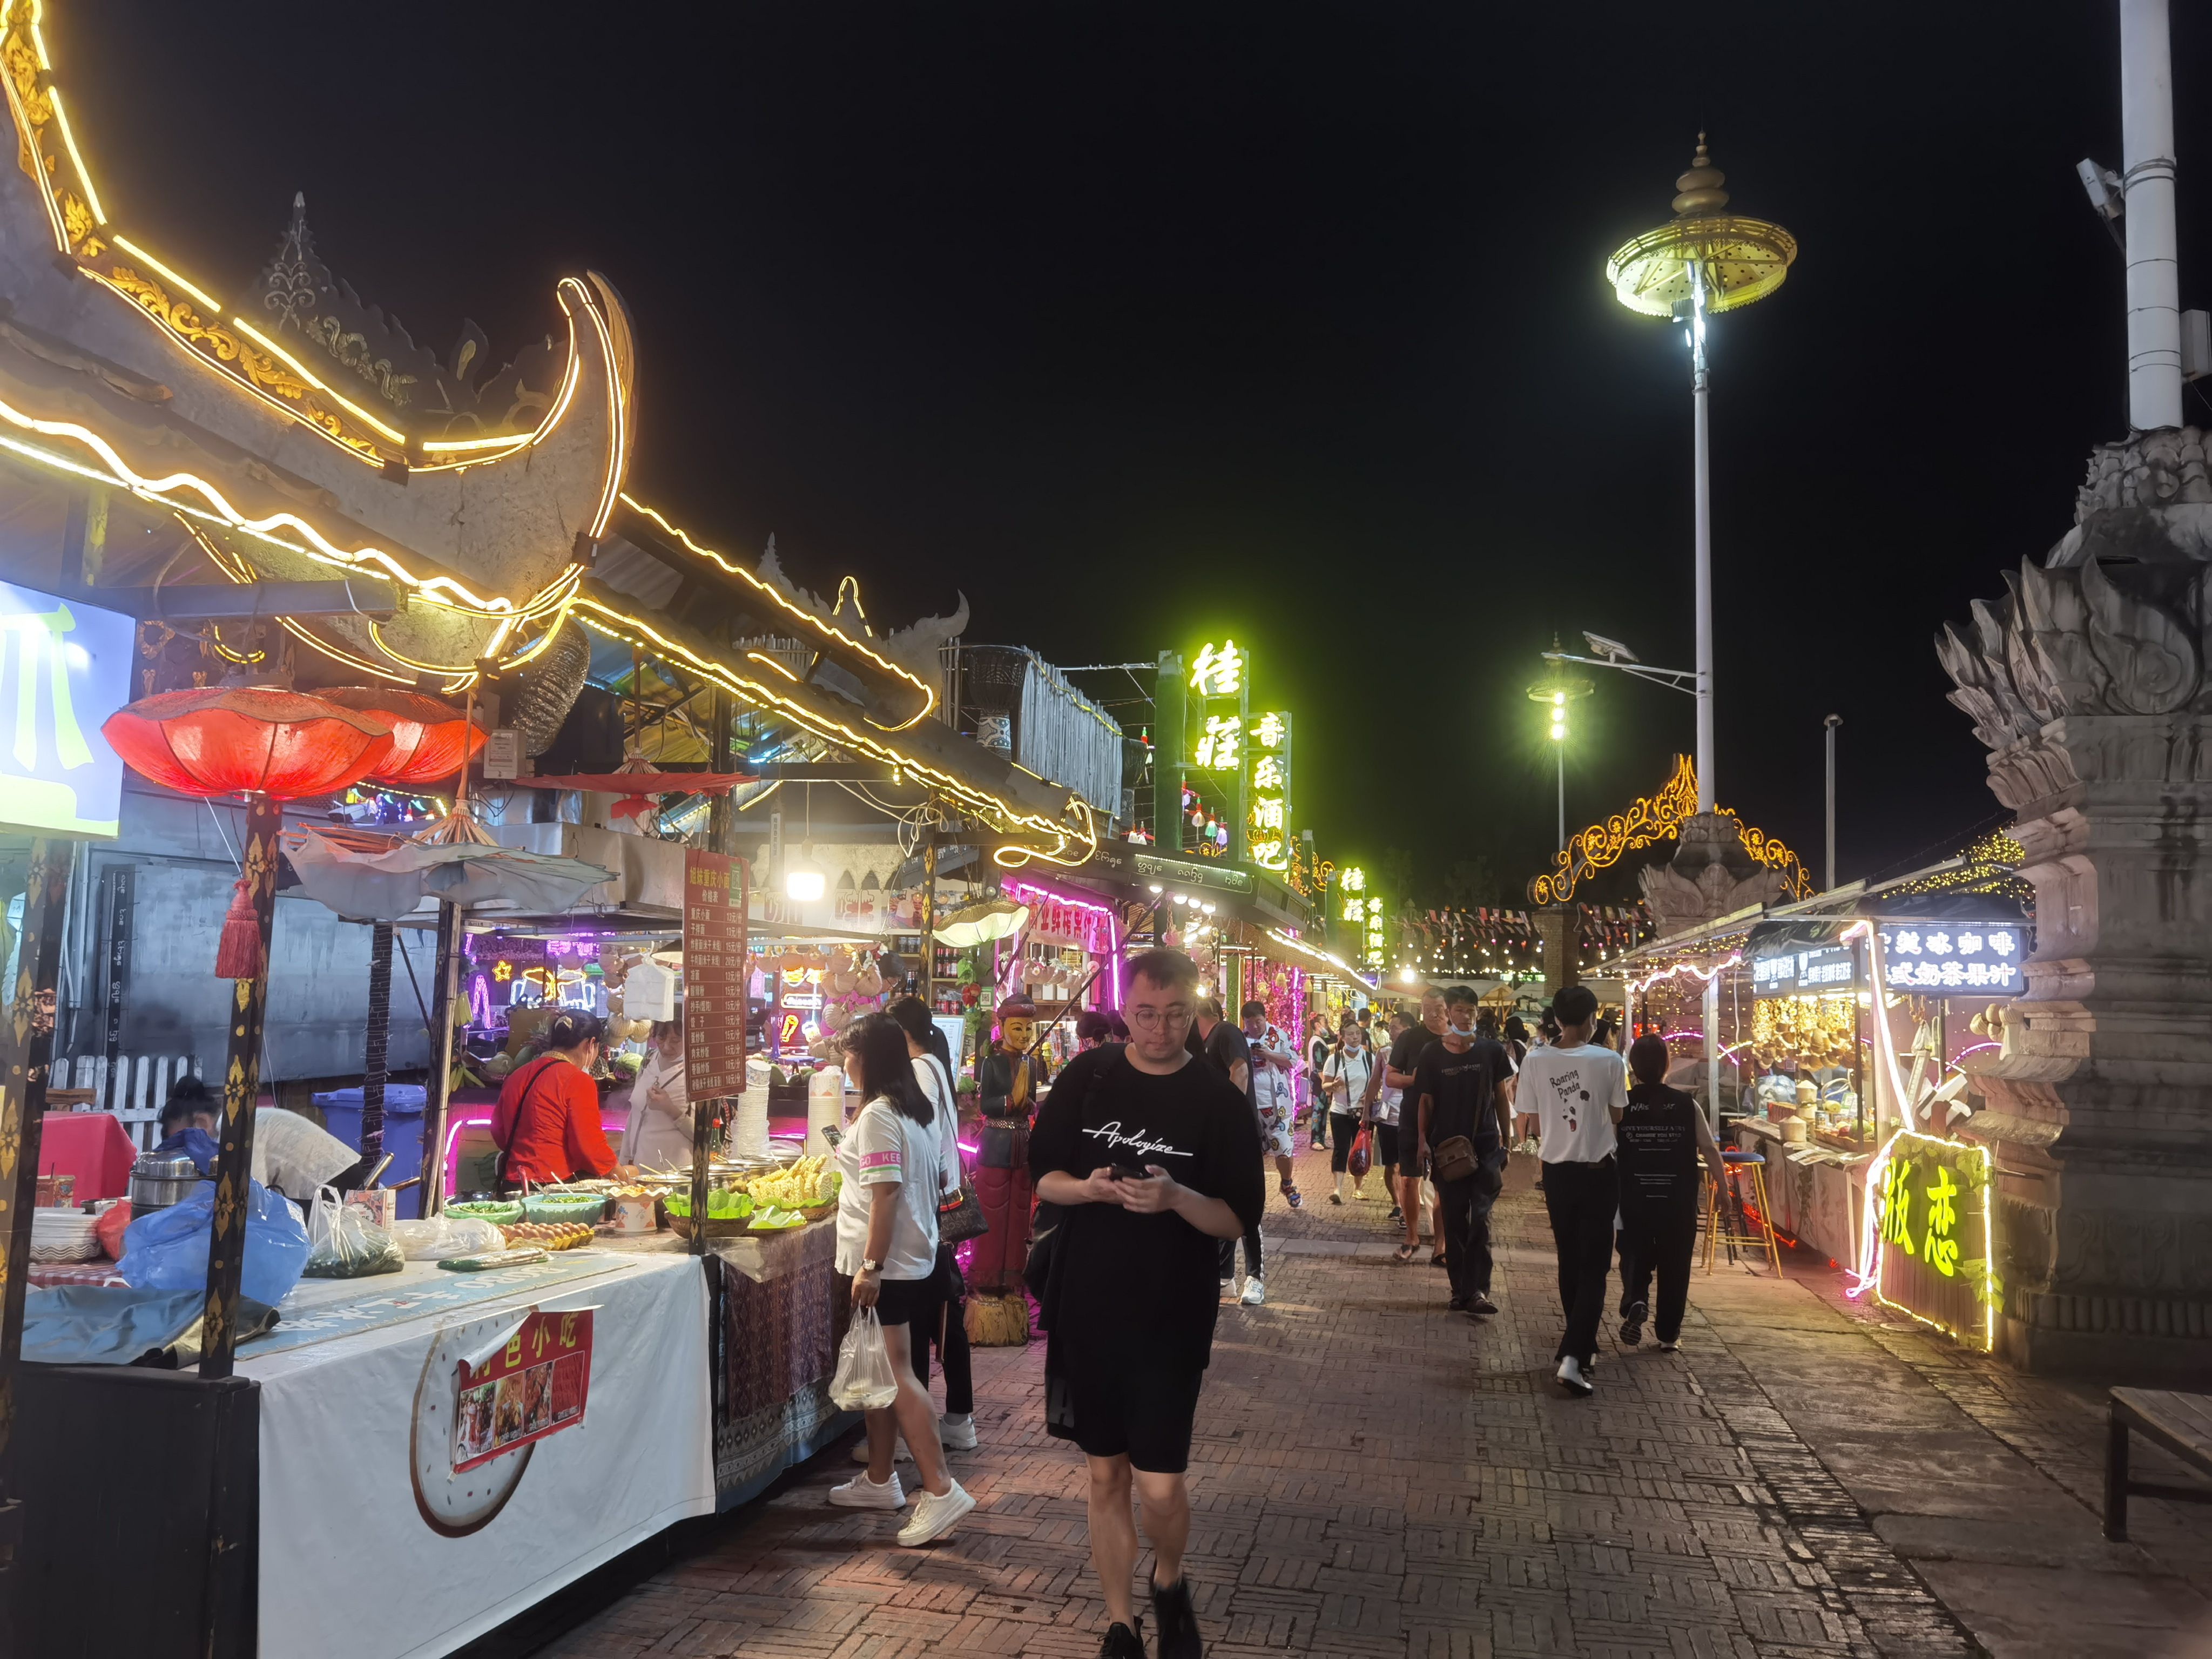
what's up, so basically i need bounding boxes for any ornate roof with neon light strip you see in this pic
[0,0,1098,868]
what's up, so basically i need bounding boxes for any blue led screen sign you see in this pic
[1876,922,2023,997]
[0,580,133,838]
[1750,941,1861,999]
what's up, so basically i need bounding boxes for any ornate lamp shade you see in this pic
[320,687,485,788]
[102,686,395,800]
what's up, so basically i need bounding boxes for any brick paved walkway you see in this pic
[536,1149,2212,1659]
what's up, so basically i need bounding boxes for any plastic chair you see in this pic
[1703,1148,1784,1273]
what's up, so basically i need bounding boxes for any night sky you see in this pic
[58,3,2212,903]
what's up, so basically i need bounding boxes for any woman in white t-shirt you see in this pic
[888,995,977,1453]
[827,1014,974,1543]
[1320,1020,1378,1204]
[618,1020,692,1169]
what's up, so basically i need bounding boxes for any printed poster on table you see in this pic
[451,1307,594,1473]
[685,849,748,1100]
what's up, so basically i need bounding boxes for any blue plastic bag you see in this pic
[117,1181,312,1308]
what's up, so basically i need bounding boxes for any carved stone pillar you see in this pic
[1936,427,2212,1379]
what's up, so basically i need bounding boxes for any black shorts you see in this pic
[835,1272,934,1329]
[1373,1121,1400,1171]
[1396,1121,1426,1178]
[1049,1351,1206,1474]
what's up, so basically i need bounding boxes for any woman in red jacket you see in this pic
[493,1012,618,1187]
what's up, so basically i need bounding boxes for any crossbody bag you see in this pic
[925,1055,989,1245]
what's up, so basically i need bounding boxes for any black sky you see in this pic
[56,3,2212,900]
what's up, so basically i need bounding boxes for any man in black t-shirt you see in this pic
[1032,949,1264,1659]
[1412,987,1517,1316]
[1384,991,1447,1261]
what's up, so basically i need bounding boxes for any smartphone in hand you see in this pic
[1110,1162,1151,1183]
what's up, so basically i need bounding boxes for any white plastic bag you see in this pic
[302,1186,406,1278]
[829,1307,900,1411]
[389,1216,508,1260]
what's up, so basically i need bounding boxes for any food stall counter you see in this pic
[242,1243,713,1659]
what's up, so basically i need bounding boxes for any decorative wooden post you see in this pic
[360,921,393,1164]
[0,839,76,1572]
[199,794,281,1380]
[922,840,937,1004]
[416,900,462,1216]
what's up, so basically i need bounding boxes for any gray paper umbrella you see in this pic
[282,824,616,921]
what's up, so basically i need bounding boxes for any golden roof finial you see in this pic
[1672,131,1729,217]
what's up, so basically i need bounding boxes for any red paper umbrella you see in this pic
[102,686,395,801]
[319,687,485,788]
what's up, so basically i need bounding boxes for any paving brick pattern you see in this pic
[534,1149,2195,1658]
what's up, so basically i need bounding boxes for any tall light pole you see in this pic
[2121,0,2182,430]
[1607,137,1796,814]
[1824,713,1842,890]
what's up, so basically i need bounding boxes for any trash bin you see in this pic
[311,1085,427,1218]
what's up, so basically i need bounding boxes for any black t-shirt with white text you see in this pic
[1030,1047,1266,1369]
[1618,1081,1704,1209]
[1411,1036,1515,1153]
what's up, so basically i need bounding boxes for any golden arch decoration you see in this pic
[1528,755,1810,906]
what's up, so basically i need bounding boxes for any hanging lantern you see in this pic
[102,686,395,800]
[320,687,485,788]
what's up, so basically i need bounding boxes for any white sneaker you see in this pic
[830,1471,905,1509]
[939,1414,979,1451]
[851,1437,911,1463]
[1556,1356,1593,1397]
[1219,1278,1235,1300]
[896,1479,976,1546]
[1240,1278,1266,1306]
[1657,1338,1681,1352]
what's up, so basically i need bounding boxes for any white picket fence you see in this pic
[52,1054,201,1154]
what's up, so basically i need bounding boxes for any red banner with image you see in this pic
[451,1307,594,1473]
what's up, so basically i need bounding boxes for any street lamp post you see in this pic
[1526,663,1594,852]
[1606,137,1796,814]
[1824,713,1842,890]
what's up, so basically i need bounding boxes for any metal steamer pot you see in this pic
[127,1151,208,1211]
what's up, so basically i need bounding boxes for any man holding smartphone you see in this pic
[1031,948,1265,1659]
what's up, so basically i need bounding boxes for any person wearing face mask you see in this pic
[1320,1018,1378,1203]
[1240,1000,1303,1211]
[1385,992,1448,1265]
[1411,988,1516,1316]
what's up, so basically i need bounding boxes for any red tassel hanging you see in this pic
[215,875,262,979]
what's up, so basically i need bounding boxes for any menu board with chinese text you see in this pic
[684,850,747,1098]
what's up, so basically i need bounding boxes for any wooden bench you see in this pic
[2105,1387,2212,1541]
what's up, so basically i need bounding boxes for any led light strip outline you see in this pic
[0,403,1090,851]
[1839,920,1995,1352]
[0,0,601,474]
[0,0,1085,852]
[1263,926,1374,986]
[620,495,935,731]
[1002,876,1121,1009]
[568,595,1096,871]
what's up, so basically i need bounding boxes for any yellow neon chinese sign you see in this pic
[1189,640,1243,698]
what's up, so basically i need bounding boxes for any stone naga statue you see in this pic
[1932,425,2212,1381]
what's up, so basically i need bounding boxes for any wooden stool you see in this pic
[1703,1148,1784,1273]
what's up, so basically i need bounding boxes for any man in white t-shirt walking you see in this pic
[1513,984,1626,1397]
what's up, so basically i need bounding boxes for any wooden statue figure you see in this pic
[969,994,1049,1291]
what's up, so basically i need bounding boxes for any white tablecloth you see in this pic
[244,1249,713,1659]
